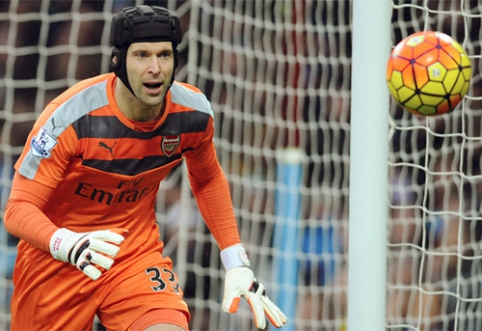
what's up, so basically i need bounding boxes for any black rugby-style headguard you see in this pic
[109,5,182,97]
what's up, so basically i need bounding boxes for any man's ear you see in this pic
[109,48,123,72]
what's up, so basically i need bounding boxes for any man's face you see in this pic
[125,41,175,107]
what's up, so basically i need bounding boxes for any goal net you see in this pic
[0,0,480,331]
[387,1,482,330]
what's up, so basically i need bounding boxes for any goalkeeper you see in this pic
[4,5,287,331]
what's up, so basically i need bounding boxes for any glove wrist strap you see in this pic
[49,228,73,260]
[220,244,251,270]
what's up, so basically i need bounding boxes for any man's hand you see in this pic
[220,244,288,329]
[222,267,288,329]
[49,228,128,281]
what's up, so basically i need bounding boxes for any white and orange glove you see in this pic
[221,244,288,329]
[49,228,128,281]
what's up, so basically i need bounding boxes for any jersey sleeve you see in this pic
[15,103,78,188]
[4,173,58,252]
[5,103,79,251]
[184,119,241,250]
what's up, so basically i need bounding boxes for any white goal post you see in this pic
[0,1,481,331]
[348,0,391,329]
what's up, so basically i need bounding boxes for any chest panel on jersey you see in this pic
[72,111,210,176]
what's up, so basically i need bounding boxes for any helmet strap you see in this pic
[110,47,137,98]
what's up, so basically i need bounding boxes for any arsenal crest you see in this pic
[161,135,180,157]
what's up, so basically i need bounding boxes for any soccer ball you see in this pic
[386,31,472,116]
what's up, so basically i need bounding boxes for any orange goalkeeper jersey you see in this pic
[5,72,240,260]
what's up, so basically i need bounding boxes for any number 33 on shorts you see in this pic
[145,267,181,294]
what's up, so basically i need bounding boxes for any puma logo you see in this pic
[98,141,117,157]
[50,118,61,133]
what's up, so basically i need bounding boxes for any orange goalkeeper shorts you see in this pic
[10,241,190,331]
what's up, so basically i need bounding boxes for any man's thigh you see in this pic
[98,252,190,331]
[10,249,97,330]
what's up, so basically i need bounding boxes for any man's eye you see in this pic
[134,53,147,59]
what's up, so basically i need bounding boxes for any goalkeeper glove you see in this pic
[221,244,288,329]
[49,228,128,281]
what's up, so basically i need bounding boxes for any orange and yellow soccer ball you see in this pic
[386,31,472,116]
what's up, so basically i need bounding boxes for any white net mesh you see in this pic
[387,1,482,330]
[0,0,481,330]
[173,2,350,330]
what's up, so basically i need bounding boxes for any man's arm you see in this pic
[187,161,241,249]
[4,173,127,281]
[185,136,287,329]
[4,173,57,251]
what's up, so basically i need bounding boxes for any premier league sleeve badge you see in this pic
[31,127,58,158]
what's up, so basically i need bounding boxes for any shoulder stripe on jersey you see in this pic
[73,111,211,139]
[170,82,214,118]
[19,80,109,179]
[46,80,109,139]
